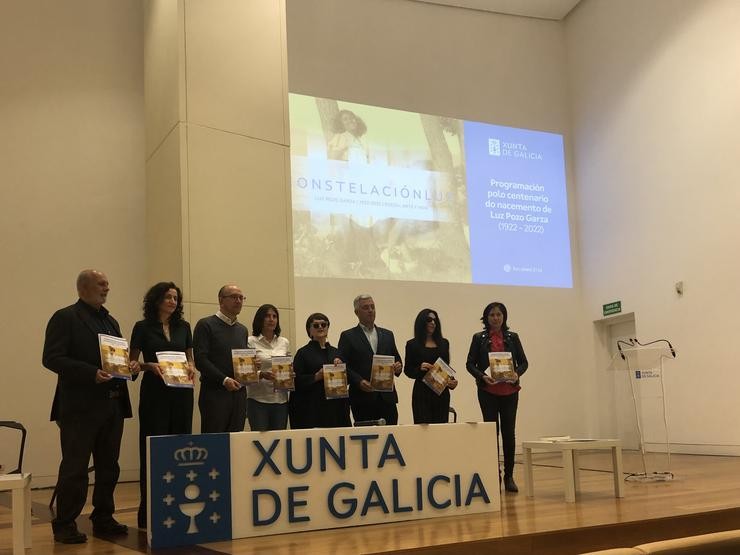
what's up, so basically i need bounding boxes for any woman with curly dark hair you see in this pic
[404,309,458,424]
[129,282,195,528]
[328,109,369,163]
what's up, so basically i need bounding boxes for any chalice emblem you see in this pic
[180,484,205,534]
[173,442,209,534]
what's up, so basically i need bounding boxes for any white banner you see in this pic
[148,423,500,547]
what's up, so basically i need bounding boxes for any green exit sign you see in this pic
[603,301,622,316]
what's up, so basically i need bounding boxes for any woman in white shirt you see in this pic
[327,109,369,164]
[246,304,290,431]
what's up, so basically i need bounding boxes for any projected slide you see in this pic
[289,94,572,288]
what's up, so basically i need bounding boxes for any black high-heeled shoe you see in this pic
[504,476,519,493]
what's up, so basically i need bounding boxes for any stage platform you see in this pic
[2,452,740,555]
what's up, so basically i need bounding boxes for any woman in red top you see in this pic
[466,302,528,493]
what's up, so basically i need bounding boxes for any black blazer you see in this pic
[337,324,402,404]
[466,330,528,388]
[43,300,133,420]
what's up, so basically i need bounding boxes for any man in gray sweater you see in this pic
[194,284,248,432]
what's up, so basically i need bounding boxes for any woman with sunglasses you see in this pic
[289,313,350,429]
[404,309,458,424]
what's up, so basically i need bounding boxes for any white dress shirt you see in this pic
[246,334,291,404]
[215,310,238,326]
[360,323,378,354]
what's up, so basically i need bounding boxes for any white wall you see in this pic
[287,0,591,439]
[0,0,146,484]
[566,0,740,453]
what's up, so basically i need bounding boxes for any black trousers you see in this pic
[411,380,450,424]
[477,389,519,478]
[138,387,193,525]
[350,395,398,425]
[53,400,124,530]
[198,386,247,433]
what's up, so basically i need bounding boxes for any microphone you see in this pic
[667,341,676,358]
[616,338,635,361]
[353,418,386,427]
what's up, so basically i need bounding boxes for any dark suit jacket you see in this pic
[466,329,528,387]
[43,299,133,420]
[337,324,402,405]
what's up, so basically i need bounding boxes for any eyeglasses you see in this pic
[426,317,437,323]
[221,294,245,302]
[311,321,328,329]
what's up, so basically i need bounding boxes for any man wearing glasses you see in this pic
[193,284,249,432]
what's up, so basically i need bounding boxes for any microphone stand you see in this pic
[616,338,676,482]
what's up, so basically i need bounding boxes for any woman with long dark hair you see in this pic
[246,304,291,431]
[404,308,458,424]
[130,281,195,528]
[466,302,528,493]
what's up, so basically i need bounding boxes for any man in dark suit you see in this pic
[42,270,139,544]
[338,294,402,425]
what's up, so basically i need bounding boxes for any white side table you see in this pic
[0,473,32,554]
[522,439,623,503]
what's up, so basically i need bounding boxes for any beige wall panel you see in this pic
[182,301,193,323]
[189,302,219,326]
[179,123,192,297]
[282,308,296,353]
[185,0,288,144]
[145,123,185,286]
[287,0,568,132]
[187,124,291,307]
[282,147,295,309]
[0,0,146,481]
[144,0,185,158]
